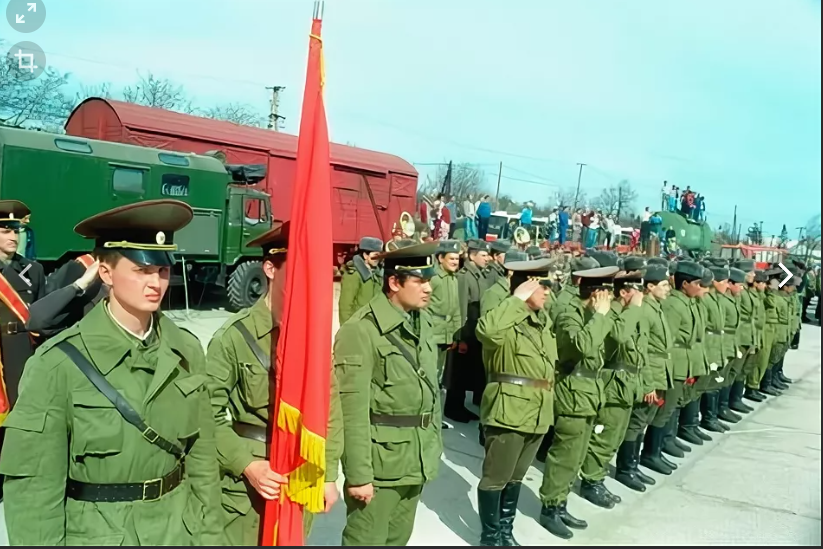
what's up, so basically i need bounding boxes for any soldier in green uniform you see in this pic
[771,276,800,390]
[579,256,649,508]
[475,258,557,547]
[484,239,512,288]
[654,261,706,461]
[755,269,791,398]
[480,249,528,316]
[716,267,747,424]
[538,266,617,540]
[338,236,384,325]
[547,256,599,326]
[628,264,673,484]
[0,200,223,545]
[695,266,731,434]
[449,239,491,420]
[428,239,462,429]
[726,261,758,414]
[744,270,772,402]
[205,222,344,545]
[333,242,442,546]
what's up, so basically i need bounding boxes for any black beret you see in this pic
[644,265,670,283]
[674,261,704,280]
[709,267,730,282]
[623,256,647,272]
[728,267,746,284]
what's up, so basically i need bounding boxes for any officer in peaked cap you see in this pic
[339,236,385,325]
[450,238,492,422]
[429,240,463,430]
[486,239,512,286]
[539,265,618,540]
[1,199,226,546]
[475,258,558,546]
[547,255,600,327]
[0,200,46,412]
[333,241,442,546]
[207,220,343,543]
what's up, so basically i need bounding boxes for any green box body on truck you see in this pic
[0,125,273,310]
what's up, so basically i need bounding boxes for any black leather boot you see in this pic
[760,368,782,397]
[776,359,793,384]
[640,426,674,475]
[744,387,767,402]
[700,392,727,433]
[559,501,588,530]
[678,400,706,445]
[603,484,621,504]
[729,381,754,413]
[615,440,646,492]
[477,488,503,546]
[633,439,656,485]
[499,483,521,546]
[580,479,615,509]
[539,505,573,540]
[718,386,742,423]
[665,412,691,454]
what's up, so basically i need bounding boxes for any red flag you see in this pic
[261,13,333,547]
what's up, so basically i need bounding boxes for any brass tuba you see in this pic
[513,226,531,246]
[399,211,416,237]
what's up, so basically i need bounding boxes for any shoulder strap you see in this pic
[234,322,271,370]
[56,341,186,459]
[383,331,438,397]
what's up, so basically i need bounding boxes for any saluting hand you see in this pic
[347,483,374,505]
[243,460,287,501]
[592,290,612,315]
[629,290,644,308]
[514,279,541,301]
[74,260,100,292]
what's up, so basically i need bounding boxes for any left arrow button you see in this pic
[19,264,32,287]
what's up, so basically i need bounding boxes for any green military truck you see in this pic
[0,125,274,310]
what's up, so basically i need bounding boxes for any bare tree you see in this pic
[554,187,586,210]
[714,223,737,245]
[122,72,195,113]
[76,82,113,103]
[592,180,638,223]
[796,214,822,263]
[417,163,490,203]
[201,103,264,127]
[0,39,75,127]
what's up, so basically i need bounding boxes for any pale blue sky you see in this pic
[7,0,820,236]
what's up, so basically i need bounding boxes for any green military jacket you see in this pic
[476,296,557,434]
[642,296,674,392]
[602,301,649,407]
[548,284,578,326]
[719,290,741,360]
[427,264,462,345]
[484,261,506,288]
[736,287,757,348]
[701,291,727,369]
[553,299,614,417]
[333,293,442,488]
[338,256,382,325]
[0,301,223,546]
[788,290,800,334]
[480,276,510,316]
[752,288,766,349]
[765,288,789,343]
[205,298,343,501]
[458,261,489,343]
[662,290,706,380]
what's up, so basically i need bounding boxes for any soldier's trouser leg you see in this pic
[342,484,424,546]
[580,405,633,482]
[539,415,595,506]
[624,401,659,443]
[651,383,684,428]
[220,479,262,545]
[437,345,450,420]
[748,331,774,389]
[479,426,543,490]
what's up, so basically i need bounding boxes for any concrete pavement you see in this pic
[1,306,819,545]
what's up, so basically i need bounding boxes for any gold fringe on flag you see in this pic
[277,400,327,513]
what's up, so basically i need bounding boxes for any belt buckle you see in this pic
[142,426,160,444]
[142,477,163,501]
[5,322,18,335]
[420,413,431,428]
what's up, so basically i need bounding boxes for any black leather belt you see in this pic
[706,330,724,336]
[233,422,267,443]
[490,373,553,390]
[650,351,671,359]
[66,463,184,503]
[370,412,432,428]
[2,322,27,335]
[605,363,639,375]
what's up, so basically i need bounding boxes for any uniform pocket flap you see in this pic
[371,425,414,444]
[1,409,47,433]
[376,345,401,358]
[174,374,206,396]
[334,355,363,367]
[72,387,117,408]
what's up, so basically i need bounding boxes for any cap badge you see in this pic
[156,231,166,245]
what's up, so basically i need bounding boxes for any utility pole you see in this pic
[617,184,623,220]
[573,163,586,210]
[731,205,737,243]
[796,226,806,242]
[494,161,503,209]
[266,86,286,131]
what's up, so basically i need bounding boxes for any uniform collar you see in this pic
[670,290,692,304]
[105,302,154,341]
[436,263,457,278]
[495,276,510,292]
[370,293,413,335]
[464,261,483,277]
[251,295,275,338]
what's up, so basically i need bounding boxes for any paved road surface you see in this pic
[1,295,819,545]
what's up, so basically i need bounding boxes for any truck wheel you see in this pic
[228,261,265,311]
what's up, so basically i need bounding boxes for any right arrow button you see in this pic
[778,263,793,288]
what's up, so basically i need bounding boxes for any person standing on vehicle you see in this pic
[463,195,478,239]
[558,207,570,246]
[339,237,384,325]
[520,202,534,231]
[206,222,343,545]
[538,266,617,540]
[428,240,463,429]
[333,242,442,546]
[0,200,223,545]
[475,258,557,546]
[477,196,493,240]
